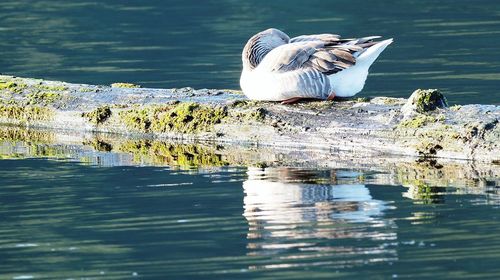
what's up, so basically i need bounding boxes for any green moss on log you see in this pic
[229,100,249,108]
[34,84,68,91]
[78,87,96,93]
[231,107,266,122]
[111,82,140,88]
[224,89,244,95]
[119,102,227,133]
[82,106,112,125]
[0,104,54,122]
[120,107,151,131]
[414,124,461,155]
[0,81,27,94]
[355,97,371,103]
[371,97,404,105]
[398,115,438,128]
[413,89,448,113]
[398,112,446,129]
[26,91,62,105]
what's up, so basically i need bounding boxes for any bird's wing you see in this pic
[291,34,380,47]
[290,33,343,45]
[257,41,322,72]
[257,41,357,75]
[260,35,383,75]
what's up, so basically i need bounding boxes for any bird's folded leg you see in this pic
[327,92,336,101]
[280,97,304,104]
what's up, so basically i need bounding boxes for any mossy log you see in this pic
[0,75,498,163]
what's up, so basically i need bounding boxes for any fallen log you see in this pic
[0,75,498,163]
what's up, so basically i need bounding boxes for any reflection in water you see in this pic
[116,140,228,167]
[242,168,398,269]
[0,126,230,168]
[2,155,500,278]
[402,181,445,204]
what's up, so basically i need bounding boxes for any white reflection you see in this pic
[244,182,386,225]
[243,167,398,267]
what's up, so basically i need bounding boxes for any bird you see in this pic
[240,28,393,104]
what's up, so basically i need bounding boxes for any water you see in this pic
[0,137,499,279]
[1,0,499,104]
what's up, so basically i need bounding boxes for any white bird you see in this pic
[240,28,393,104]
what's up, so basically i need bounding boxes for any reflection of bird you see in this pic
[243,181,386,226]
[243,168,390,239]
[242,168,397,265]
[240,28,393,103]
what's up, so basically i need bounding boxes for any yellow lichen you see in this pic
[35,84,68,91]
[152,103,227,133]
[413,124,462,155]
[230,107,266,122]
[413,89,448,113]
[111,82,141,88]
[223,89,244,95]
[119,108,151,131]
[0,104,54,122]
[355,97,371,103]
[81,106,112,125]
[119,102,227,133]
[78,87,96,93]
[398,115,437,128]
[0,81,27,94]
[26,91,62,105]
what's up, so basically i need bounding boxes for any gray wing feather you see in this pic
[290,34,341,45]
[258,41,323,72]
[260,34,384,75]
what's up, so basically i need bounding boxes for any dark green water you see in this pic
[1,156,500,279]
[0,0,499,104]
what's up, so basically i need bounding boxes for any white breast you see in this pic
[240,69,297,101]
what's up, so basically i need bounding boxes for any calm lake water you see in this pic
[0,0,499,104]
[0,138,499,279]
[1,1,500,279]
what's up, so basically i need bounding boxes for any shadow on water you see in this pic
[1,126,500,278]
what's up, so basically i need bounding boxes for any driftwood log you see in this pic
[1,75,498,163]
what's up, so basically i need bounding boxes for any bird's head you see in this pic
[242,28,290,70]
[256,28,290,49]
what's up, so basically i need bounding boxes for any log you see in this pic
[0,74,499,164]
